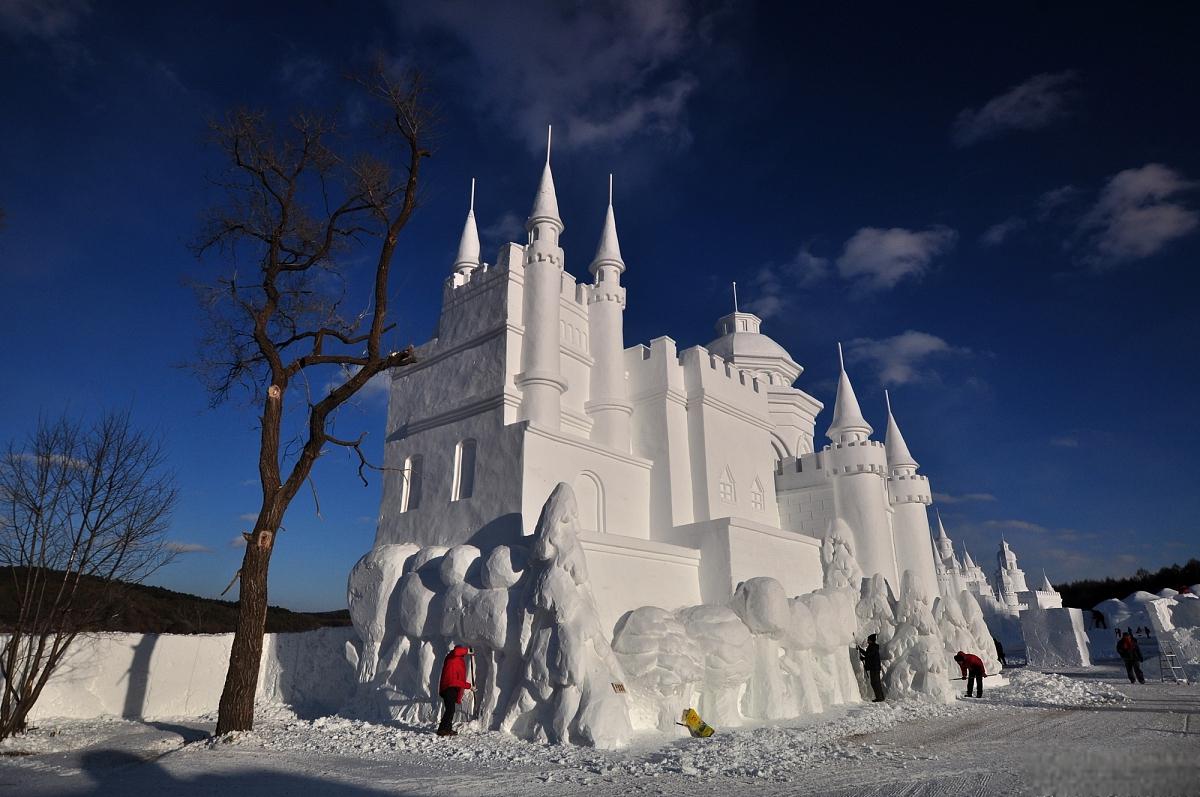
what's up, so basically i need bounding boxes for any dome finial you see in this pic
[546,125,552,164]
[733,281,739,313]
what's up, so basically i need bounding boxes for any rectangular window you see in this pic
[401,454,423,512]
[452,439,476,501]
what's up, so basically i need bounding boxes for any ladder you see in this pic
[1159,640,1189,684]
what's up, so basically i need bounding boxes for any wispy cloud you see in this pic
[392,0,703,153]
[322,365,390,403]
[836,226,956,291]
[165,541,213,554]
[1036,185,1079,219]
[980,217,1025,246]
[952,70,1078,147]
[744,246,829,319]
[229,534,247,549]
[277,54,328,96]
[845,330,970,386]
[1050,435,1079,448]
[934,492,998,504]
[481,211,524,248]
[1080,163,1198,268]
[982,518,1048,533]
[0,0,89,43]
[238,512,259,522]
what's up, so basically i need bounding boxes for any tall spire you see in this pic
[827,342,873,441]
[1041,570,1055,592]
[526,125,562,232]
[963,546,976,569]
[590,173,624,274]
[883,390,919,469]
[452,178,481,278]
[935,509,949,541]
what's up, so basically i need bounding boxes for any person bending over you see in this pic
[954,651,985,698]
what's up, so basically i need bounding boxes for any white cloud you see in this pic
[933,492,998,504]
[481,211,525,247]
[238,512,259,522]
[165,541,213,554]
[1036,185,1079,219]
[229,534,247,549]
[836,226,956,291]
[980,217,1025,246]
[1050,436,1079,448]
[392,0,702,152]
[845,330,970,386]
[0,0,89,43]
[322,365,390,403]
[982,519,1048,534]
[744,246,829,319]
[1081,163,1198,267]
[952,71,1077,147]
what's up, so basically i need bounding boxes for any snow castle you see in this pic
[347,145,1007,745]
[370,151,942,633]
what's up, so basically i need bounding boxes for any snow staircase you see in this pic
[1159,641,1189,684]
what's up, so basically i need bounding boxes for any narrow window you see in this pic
[452,439,476,501]
[400,454,423,512]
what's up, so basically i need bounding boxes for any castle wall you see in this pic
[578,532,702,633]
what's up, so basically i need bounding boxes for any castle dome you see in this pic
[706,311,802,386]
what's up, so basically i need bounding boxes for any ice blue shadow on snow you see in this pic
[264,626,362,719]
[121,636,157,719]
[69,749,408,797]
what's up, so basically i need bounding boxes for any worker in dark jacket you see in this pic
[954,651,986,698]
[857,634,886,702]
[436,645,473,736]
[992,637,1006,668]
[1117,631,1145,684]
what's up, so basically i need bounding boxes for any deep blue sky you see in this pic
[2,2,1198,610]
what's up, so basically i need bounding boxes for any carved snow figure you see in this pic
[933,593,979,673]
[958,590,1002,674]
[730,577,791,720]
[675,604,753,726]
[857,573,897,643]
[347,543,419,683]
[778,596,824,714]
[821,520,863,591]
[611,606,704,731]
[883,570,955,704]
[499,483,632,747]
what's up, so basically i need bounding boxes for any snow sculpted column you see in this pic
[730,577,792,720]
[675,605,753,727]
[347,543,420,684]
[500,483,633,747]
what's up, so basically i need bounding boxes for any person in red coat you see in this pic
[436,645,473,737]
[954,651,986,698]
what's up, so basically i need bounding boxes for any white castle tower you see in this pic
[373,148,947,632]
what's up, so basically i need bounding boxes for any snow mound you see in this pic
[993,670,1129,708]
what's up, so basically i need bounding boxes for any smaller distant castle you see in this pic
[932,513,1062,616]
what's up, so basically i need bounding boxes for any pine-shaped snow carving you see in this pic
[499,482,633,747]
[883,570,955,703]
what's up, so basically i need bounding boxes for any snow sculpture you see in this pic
[499,483,633,747]
[857,573,897,643]
[675,605,753,726]
[347,543,419,683]
[730,577,791,720]
[958,590,1002,674]
[611,607,703,731]
[883,570,955,703]
[933,592,980,673]
[821,519,863,591]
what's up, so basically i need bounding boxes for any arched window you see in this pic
[574,471,604,532]
[400,454,423,512]
[452,439,477,501]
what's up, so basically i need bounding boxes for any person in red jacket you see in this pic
[954,651,986,698]
[436,645,473,737]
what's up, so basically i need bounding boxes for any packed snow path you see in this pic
[3,663,1197,796]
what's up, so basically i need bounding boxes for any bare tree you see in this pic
[192,61,430,734]
[0,412,178,739]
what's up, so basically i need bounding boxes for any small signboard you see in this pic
[611,682,627,694]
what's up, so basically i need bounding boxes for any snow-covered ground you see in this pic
[2,662,1196,797]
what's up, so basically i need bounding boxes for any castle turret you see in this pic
[824,344,895,589]
[883,391,938,600]
[451,179,481,287]
[995,538,1029,594]
[516,130,568,430]
[586,175,632,451]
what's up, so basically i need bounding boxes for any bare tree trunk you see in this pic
[216,538,272,734]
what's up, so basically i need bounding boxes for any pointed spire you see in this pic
[827,342,873,441]
[963,546,976,569]
[590,173,624,275]
[732,281,739,312]
[452,178,481,275]
[935,509,949,541]
[883,390,919,469]
[527,125,562,232]
[1041,570,1055,592]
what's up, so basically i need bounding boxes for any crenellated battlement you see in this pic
[887,472,932,504]
[821,438,887,476]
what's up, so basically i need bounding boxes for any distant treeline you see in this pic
[1057,558,1200,610]
[0,568,350,634]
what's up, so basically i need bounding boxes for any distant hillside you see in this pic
[1057,558,1200,610]
[0,568,350,634]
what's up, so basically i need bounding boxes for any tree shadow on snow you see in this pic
[78,749,419,796]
